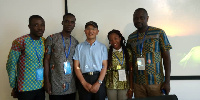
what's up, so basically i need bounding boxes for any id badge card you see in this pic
[64,61,71,75]
[118,69,127,81]
[36,68,44,81]
[137,58,145,70]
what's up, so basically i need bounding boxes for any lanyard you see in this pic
[61,33,71,60]
[30,35,42,67]
[114,49,124,66]
[136,26,149,56]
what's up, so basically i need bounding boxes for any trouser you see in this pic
[134,83,163,98]
[49,92,76,100]
[78,72,106,100]
[18,88,45,100]
[107,89,128,100]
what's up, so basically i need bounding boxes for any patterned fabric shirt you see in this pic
[105,48,132,89]
[6,34,45,92]
[127,26,172,85]
[45,32,79,95]
[73,40,108,73]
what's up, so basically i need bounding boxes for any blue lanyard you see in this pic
[136,26,149,56]
[61,33,71,60]
[30,35,42,67]
[114,49,124,66]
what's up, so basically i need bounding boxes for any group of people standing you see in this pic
[6,8,172,100]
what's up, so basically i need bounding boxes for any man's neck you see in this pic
[138,26,149,33]
[62,31,71,38]
[86,38,96,46]
[29,34,40,40]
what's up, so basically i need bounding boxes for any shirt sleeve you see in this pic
[102,45,108,60]
[126,38,131,50]
[127,48,132,62]
[6,40,21,88]
[159,30,172,51]
[45,36,53,55]
[75,39,79,46]
[73,44,79,60]
[127,37,136,59]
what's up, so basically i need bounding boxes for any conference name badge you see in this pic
[118,69,127,81]
[137,58,145,70]
[64,61,71,75]
[36,68,44,81]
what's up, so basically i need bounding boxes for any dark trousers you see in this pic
[18,88,45,100]
[78,73,106,100]
[49,93,76,100]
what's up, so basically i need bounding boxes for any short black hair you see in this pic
[29,15,44,25]
[134,8,148,16]
[63,13,76,20]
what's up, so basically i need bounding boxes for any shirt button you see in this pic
[85,65,88,68]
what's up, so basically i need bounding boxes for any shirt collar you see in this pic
[84,40,98,46]
[113,47,122,52]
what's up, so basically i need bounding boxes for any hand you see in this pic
[89,82,101,93]
[161,81,170,95]
[127,89,133,99]
[82,82,92,92]
[11,88,18,98]
[44,82,52,94]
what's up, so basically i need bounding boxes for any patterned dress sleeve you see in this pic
[6,39,22,88]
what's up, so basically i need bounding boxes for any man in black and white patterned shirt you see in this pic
[44,13,79,100]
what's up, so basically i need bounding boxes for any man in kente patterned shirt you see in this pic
[6,15,45,100]
[127,8,172,98]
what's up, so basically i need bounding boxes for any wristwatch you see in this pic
[98,80,102,84]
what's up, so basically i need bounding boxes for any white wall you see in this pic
[1,0,200,100]
[170,80,200,100]
[0,0,64,100]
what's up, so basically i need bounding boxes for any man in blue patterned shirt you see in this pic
[127,8,172,98]
[6,15,45,100]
